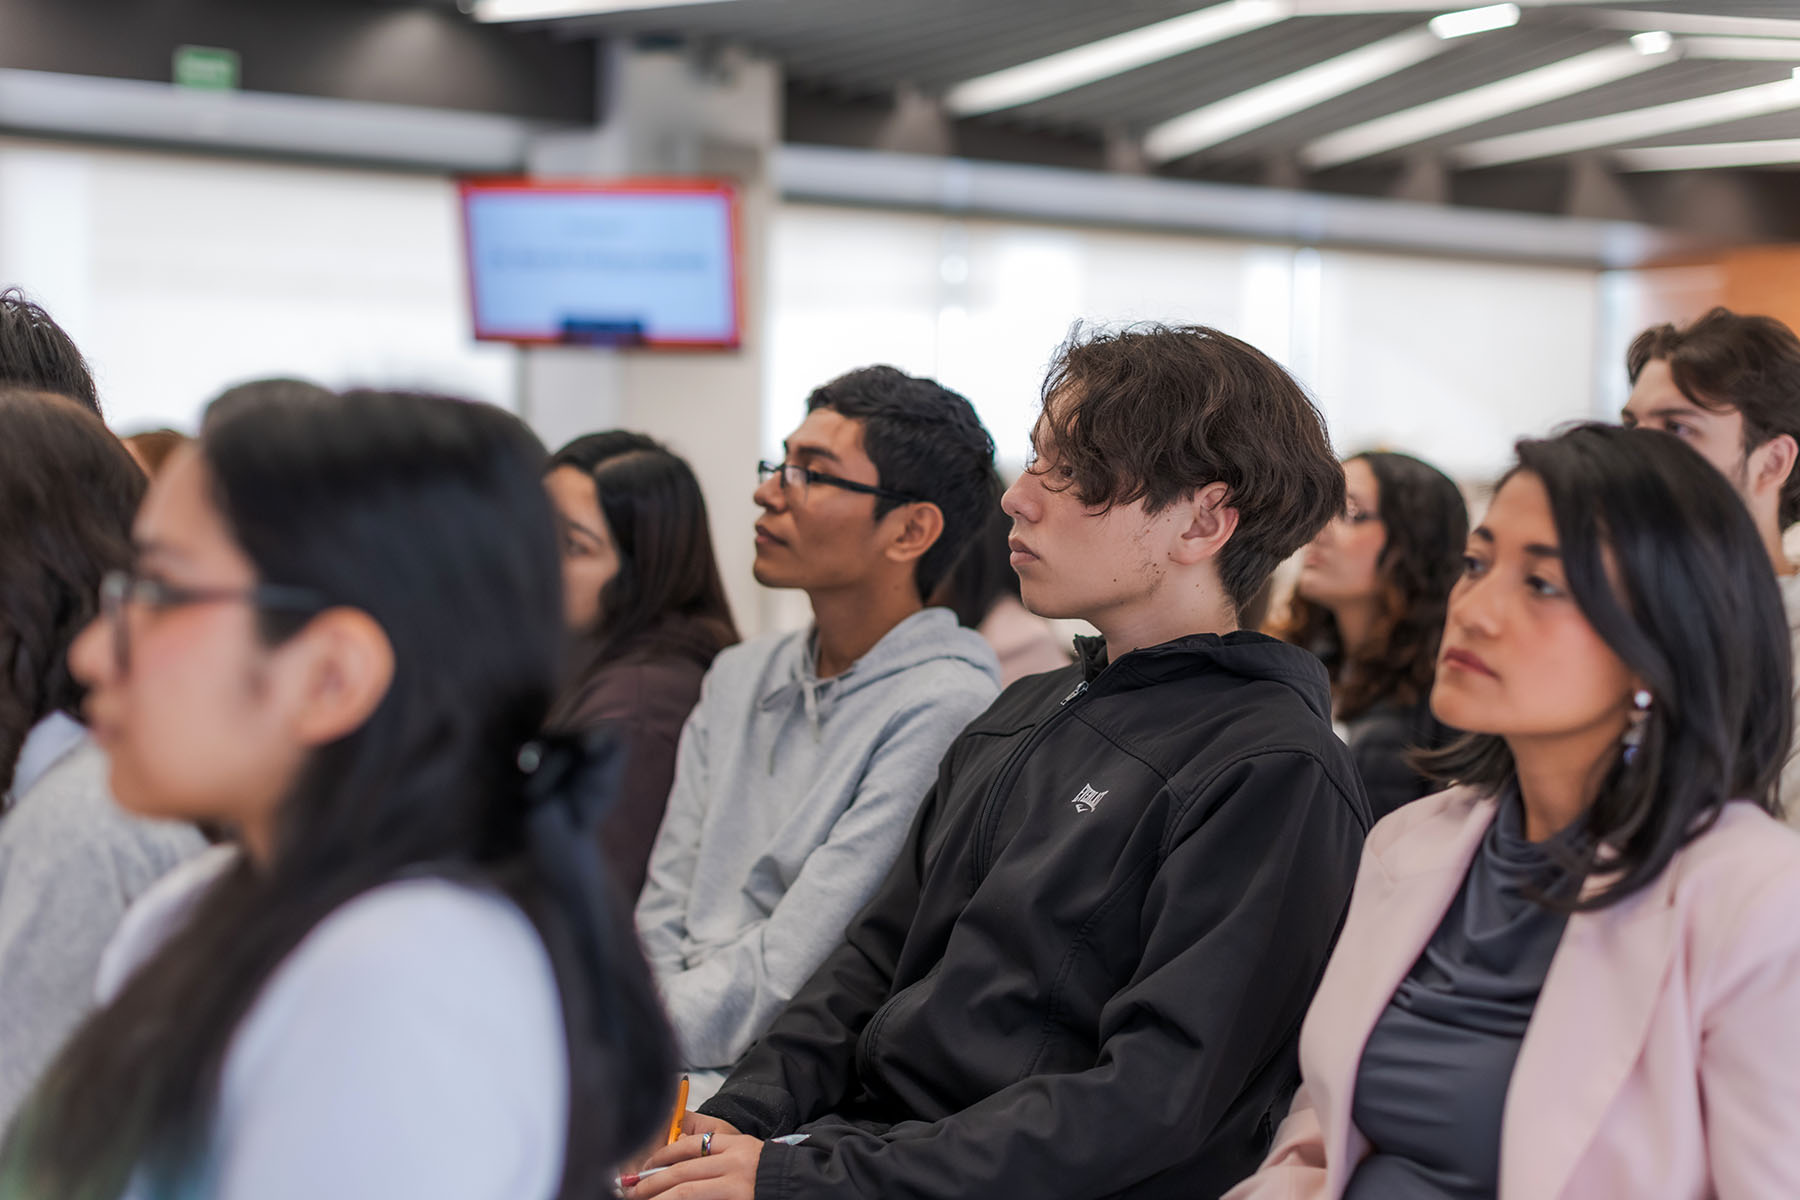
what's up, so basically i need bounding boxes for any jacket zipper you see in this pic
[969,674,1098,882]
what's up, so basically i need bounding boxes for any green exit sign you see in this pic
[173,45,239,91]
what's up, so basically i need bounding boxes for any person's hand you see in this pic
[622,1130,763,1199]
[625,1112,742,1174]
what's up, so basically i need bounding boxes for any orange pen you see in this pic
[666,1075,690,1145]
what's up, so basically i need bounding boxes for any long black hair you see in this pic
[546,435,737,721]
[0,390,677,1197]
[1424,423,1792,911]
[0,390,144,798]
[1282,451,1468,720]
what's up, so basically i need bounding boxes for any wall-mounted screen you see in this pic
[460,179,740,348]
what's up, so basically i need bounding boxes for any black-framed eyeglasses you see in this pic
[756,460,922,505]
[98,568,328,674]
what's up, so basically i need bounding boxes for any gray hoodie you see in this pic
[636,606,1001,1072]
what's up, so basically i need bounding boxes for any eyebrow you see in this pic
[1627,405,1707,423]
[1471,527,1561,559]
[557,515,607,548]
[786,442,841,465]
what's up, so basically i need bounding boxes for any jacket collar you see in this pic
[8,712,87,803]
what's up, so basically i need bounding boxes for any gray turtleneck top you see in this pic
[1344,792,1575,1199]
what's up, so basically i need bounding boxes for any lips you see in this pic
[1007,536,1039,566]
[1441,647,1498,679]
[754,523,787,547]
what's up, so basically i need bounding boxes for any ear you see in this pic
[1168,482,1240,567]
[1752,433,1799,500]
[882,501,946,568]
[276,607,396,748]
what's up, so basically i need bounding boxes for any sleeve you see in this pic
[697,745,957,1139]
[1699,869,1800,1198]
[657,694,984,1071]
[635,675,715,973]
[751,750,1365,1200]
[207,888,566,1200]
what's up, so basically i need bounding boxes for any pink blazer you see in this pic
[1225,785,1800,1200]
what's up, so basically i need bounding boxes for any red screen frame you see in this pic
[457,176,743,350]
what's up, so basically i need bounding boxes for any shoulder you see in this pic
[3,744,204,879]
[98,845,239,1000]
[1365,785,1492,857]
[1664,804,1800,932]
[699,628,802,692]
[280,877,557,1005]
[566,655,707,725]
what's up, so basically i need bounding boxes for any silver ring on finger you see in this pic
[700,1131,715,1157]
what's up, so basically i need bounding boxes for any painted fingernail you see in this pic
[620,1174,639,1187]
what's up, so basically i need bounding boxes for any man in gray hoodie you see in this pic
[636,366,1003,1097]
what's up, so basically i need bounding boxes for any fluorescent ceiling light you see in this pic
[943,0,1290,117]
[1679,36,1800,62]
[1429,3,1520,39]
[1293,0,1600,10]
[1615,138,1800,171]
[471,0,739,20]
[1454,72,1800,166]
[1591,10,1800,39]
[1629,31,1674,55]
[1301,40,1676,168]
[1144,28,1448,161]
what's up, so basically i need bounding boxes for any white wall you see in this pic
[0,138,516,432]
[767,202,1606,483]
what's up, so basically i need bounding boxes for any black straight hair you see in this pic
[0,389,676,1198]
[0,390,145,797]
[0,290,100,416]
[546,437,739,722]
[1422,423,1792,911]
[805,366,997,601]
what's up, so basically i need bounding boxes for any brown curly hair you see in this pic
[1279,451,1467,721]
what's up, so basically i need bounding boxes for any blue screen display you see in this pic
[463,186,738,346]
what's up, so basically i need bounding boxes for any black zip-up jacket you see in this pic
[701,632,1371,1200]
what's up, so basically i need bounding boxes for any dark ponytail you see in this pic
[0,390,676,1199]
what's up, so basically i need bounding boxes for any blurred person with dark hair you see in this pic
[0,289,99,416]
[0,388,675,1199]
[634,326,1367,1200]
[932,470,1071,686]
[122,429,190,479]
[1623,307,1800,814]
[0,391,204,1128]
[635,367,1001,1099]
[1281,452,1468,820]
[545,433,739,899]
[1229,424,1800,1200]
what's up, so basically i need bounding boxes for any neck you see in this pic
[808,575,924,679]
[1761,517,1795,578]
[1091,576,1237,660]
[1506,720,1624,842]
[1327,598,1384,659]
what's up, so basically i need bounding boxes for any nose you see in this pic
[1447,568,1502,641]
[1001,472,1039,524]
[68,613,112,688]
[753,470,785,514]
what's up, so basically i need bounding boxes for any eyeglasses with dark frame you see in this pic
[756,460,923,505]
[98,568,328,675]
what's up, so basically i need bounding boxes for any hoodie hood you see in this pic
[1076,630,1334,724]
[760,607,1001,734]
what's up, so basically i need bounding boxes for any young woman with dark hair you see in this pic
[1281,451,1469,819]
[544,434,738,899]
[0,389,676,1200]
[1229,423,1800,1200]
[0,391,204,1128]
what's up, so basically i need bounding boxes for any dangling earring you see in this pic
[1622,689,1653,764]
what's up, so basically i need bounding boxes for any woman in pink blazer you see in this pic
[1228,423,1800,1200]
